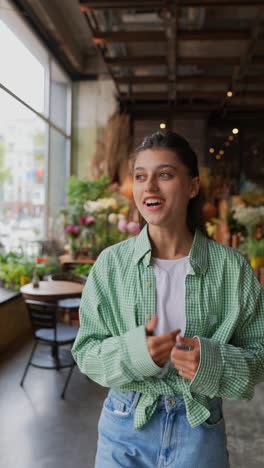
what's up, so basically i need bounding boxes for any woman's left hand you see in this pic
[170,335,201,381]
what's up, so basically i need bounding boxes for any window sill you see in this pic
[0,287,21,306]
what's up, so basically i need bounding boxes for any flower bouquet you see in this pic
[62,176,140,259]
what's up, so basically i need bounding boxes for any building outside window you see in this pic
[0,0,72,253]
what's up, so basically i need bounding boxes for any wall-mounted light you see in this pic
[160,122,166,129]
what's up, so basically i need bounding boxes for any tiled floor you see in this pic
[1,339,263,468]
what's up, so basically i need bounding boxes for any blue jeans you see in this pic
[95,390,230,468]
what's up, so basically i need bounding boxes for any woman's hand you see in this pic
[145,315,181,367]
[170,334,201,381]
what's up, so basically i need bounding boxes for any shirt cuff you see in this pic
[189,336,223,397]
[124,325,162,378]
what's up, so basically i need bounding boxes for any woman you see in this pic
[72,131,264,468]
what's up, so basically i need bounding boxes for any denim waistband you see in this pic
[108,389,222,414]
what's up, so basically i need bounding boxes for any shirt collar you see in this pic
[133,224,208,274]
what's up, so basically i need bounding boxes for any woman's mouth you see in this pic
[143,198,165,211]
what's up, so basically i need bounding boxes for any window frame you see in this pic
[0,3,72,242]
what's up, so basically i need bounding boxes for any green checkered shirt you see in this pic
[72,225,264,429]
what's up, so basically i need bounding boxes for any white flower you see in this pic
[84,200,100,213]
[233,206,264,227]
[108,213,118,224]
[84,197,118,213]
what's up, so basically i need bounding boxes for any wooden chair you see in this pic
[48,273,86,322]
[20,299,78,398]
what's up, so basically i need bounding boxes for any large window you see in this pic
[0,0,72,252]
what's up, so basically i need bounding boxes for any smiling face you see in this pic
[132,149,200,230]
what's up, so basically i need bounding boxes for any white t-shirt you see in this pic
[152,255,193,336]
[151,255,194,376]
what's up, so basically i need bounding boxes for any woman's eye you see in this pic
[160,172,172,178]
[135,174,146,180]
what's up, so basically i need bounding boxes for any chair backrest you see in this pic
[25,300,58,338]
[48,273,86,284]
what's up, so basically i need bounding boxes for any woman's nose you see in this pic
[145,176,159,192]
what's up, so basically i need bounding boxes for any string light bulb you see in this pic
[232,128,239,135]
[228,135,234,141]
[160,122,166,129]
[227,90,233,98]
[209,147,215,154]
[215,154,221,160]
[219,150,224,155]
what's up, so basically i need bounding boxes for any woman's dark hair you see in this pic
[131,131,206,235]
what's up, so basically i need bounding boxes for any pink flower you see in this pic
[127,222,140,235]
[118,219,128,233]
[64,225,81,237]
[80,215,95,225]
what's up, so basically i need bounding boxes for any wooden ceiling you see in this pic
[11,0,264,118]
[79,0,264,118]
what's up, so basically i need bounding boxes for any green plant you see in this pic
[61,176,134,258]
[240,238,264,257]
[73,264,93,277]
[66,176,111,216]
[0,253,60,290]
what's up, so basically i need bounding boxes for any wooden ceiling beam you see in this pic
[123,103,264,115]
[93,30,251,44]
[220,9,264,114]
[166,5,180,101]
[106,56,253,67]
[105,56,167,66]
[93,31,166,44]
[120,91,264,101]
[179,30,250,41]
[116,75,264,84]
[178,56,241,66]
[80,1,264,10]
[83,11,121,96]
[80,1,166,11]
[117,76,168,84]
[105,56,264,67]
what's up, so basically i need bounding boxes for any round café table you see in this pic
[20,280,83,369]
[20,280,84,301]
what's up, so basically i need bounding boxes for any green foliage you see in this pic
[67,176,111,208]
[0,252,60,290]
[60,176,133,258]
[73,264,93,277]
[240,238,264,257]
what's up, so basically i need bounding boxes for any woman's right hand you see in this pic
[145,315,181,367]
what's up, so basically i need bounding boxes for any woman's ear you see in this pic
[190,177,200,198]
